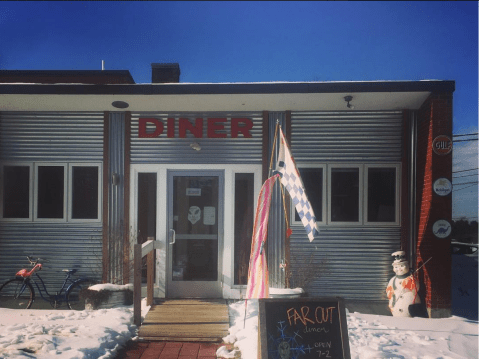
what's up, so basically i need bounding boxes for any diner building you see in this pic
[0,64,454,317]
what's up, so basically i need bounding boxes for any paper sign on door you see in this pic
[203,207,216,225]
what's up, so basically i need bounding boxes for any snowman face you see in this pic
[393,262,409,276]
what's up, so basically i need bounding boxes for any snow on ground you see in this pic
[0,252,477,358]
[222,300,479,359]
[0,300,150,359]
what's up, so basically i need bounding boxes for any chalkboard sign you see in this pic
[258,297,351,359]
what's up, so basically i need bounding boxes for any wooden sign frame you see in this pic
[258,297,351,359]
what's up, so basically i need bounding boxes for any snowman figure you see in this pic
[386,251,421,317]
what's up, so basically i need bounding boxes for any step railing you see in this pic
[133,238,161,326]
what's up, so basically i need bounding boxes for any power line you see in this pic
[453,139,478,143]
[452,168,478,174]
[453,173,478,179]
[453,133,478,137]
[453,181,478,185]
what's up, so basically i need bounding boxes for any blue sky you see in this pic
[0,1,477,219]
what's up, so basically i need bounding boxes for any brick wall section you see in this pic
[415,93,453,317]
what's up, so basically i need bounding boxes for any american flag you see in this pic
[275,127,319,242]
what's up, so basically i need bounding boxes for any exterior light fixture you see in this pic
[344,95,354,109]
[111,101,129,109]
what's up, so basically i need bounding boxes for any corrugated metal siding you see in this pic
[285,111,403,300]
[107,113,125,283]
[290,111,403,162]
[0,112,104,162]
[130,112,263,164]
[0,111,104,292]
[0,223,102,291]
[289,226,400,300]
[267,112,286,288]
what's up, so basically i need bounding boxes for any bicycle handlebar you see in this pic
[27,256,50,265]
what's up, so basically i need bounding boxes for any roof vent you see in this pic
[151,63,180,83]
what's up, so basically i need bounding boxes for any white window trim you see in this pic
[0,163,33,222]
[328,164,363,226]
[292,164,327,226]
[364,163,401,226]
[34,163,68,222]
[68,163,103,223]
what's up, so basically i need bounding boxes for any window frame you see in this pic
[0,163,34,222]
[291,163,400,227]
[68,163,103,223]
[292,164,327,226]
[364,164,401,226]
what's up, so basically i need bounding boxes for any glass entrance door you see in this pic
[167,171,223,298]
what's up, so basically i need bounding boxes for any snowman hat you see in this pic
[391,251,408,265]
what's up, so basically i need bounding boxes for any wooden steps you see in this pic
[138,299,230,342]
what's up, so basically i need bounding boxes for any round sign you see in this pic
[433,219,451,239]
[432,135,452,155]
[433,178,452,196]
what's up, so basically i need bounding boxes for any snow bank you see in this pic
[217,300,478,359]
[88,283,133,292]
[0,299,150,359]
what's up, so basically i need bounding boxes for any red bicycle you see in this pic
[0,256,96,310]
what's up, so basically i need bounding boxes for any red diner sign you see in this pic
[432,135,452,155]
[138,117,253,138]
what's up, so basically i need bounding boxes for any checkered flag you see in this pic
[275,128,319,241]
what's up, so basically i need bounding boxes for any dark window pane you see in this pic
[37,166,64,219]
[234,173,254,285]
[368,168,396,222]
[331,168,359,222]
[137,173,157,243]
[137,173,157,283]
[295,168,323,222]
[72,166,99,219]
[3,166,30,218]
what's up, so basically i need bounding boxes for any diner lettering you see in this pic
[138,117,253,138]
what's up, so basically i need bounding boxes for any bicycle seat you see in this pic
[62,269,78,275]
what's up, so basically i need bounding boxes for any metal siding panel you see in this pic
[289,226,400,300]
[290,111,403,162]
[267,112,286,288]
[285,111,403,300]
[0,112,104,162]
[0,223,103,291]
[130,112,263,164]
[108,113,125,283]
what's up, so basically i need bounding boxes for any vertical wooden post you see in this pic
[147,251,154,306]
[134,243,142,327]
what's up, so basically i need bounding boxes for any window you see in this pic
[36,165,66,219]
[293,164,400,226]
[329,167,362,224]
[1,163,101,222]
[366,166,399,224]
[70,165,101,221]
[2,165,31,219]
[234,173,255,285]
[295,167,325,223]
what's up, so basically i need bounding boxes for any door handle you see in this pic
[169,229,176,245]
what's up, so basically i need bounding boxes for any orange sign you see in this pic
[432,135,452,155]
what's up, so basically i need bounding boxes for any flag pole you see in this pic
[268,120,280,177]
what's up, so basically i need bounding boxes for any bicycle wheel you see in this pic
[0,278,34,309]
[66,279,96,310]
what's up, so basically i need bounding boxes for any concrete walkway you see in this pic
[116,341,233,359]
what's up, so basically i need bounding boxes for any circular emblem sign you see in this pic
[433,219,451,239]
[432,135,452,155]
[433,178,452,196]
